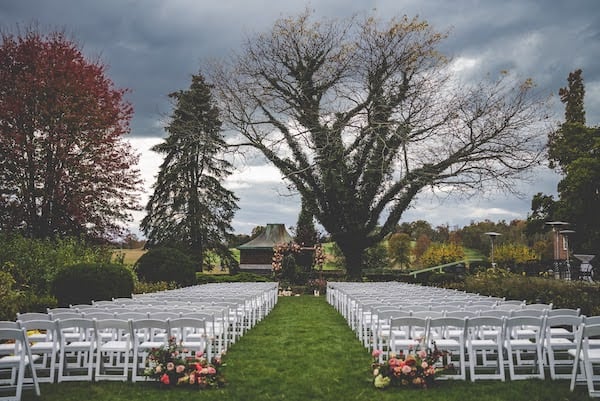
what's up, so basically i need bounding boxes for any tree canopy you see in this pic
[529,69,600,254]
[213,11,549,279]
[0,26,141,240]
[141,73,238,270]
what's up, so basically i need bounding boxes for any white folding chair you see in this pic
[183,310,228,356]
[168,318,210,360]
[503,316,545,380]
[465,316,505,381]
[0,328,41,401]
[388,316,428,356]
[94,319,133,381]
[56,318,96,382]
[427,317,467,380]
[17,319,59,383]
[131,319,170,382]
[545,315,583,380]
[570,323,600,397]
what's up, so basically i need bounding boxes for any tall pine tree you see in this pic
[141,73,239,270]
[529,69,600,253]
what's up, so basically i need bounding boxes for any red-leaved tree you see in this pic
[0,26,141,240]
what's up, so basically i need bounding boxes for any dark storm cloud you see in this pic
[2,0,598,233]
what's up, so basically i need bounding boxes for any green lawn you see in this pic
[22,296,594,400]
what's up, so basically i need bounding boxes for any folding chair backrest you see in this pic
[16,312,50,322]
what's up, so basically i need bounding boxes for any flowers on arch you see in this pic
[144,336,225,389]
[272,242,302,274]
[272,242,326,273]
[371,342,451,389]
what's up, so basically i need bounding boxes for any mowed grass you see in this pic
[22,296,594,401]
[113,248,147,265]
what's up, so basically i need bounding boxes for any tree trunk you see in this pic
[337,238,367,281]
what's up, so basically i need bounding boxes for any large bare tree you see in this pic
[212,12,548,279]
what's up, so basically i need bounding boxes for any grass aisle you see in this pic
[24,296,593,400]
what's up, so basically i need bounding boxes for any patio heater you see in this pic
[484,232,502,267]
[559,229,575,280]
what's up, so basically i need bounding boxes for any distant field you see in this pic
[113,248,146,265]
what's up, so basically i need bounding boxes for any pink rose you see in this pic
[176,364,185,373]
[207,366,216,375]
[372,350,382,358]
[166,362,175,371]
[155,365,162,373]
[401,365,412,374]
[421,362,428,369]
[418,350,427,359]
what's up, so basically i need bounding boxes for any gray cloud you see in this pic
[2,0,597,234]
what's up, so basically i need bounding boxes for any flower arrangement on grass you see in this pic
[144,336,225,389]
[371,342,450,389]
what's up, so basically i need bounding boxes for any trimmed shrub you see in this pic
[135,247,196,287]
[443,268,600,316]
[52,263,134,306]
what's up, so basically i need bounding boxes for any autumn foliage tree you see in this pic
[0,27,141,240]
[214,11,548,279]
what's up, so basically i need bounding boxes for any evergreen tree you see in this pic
[141,73,239,270]
[294,199,318,246]
[529,69,600,253]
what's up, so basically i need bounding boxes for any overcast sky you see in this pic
[2,1,599,236]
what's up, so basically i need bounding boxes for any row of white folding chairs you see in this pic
[379,313,594,383]
[361,306,572,352]
[7,317,214,384]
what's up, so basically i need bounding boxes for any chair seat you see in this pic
[568,348,600,362]
[0,343,16,354]
[0,354,40,366]
[546,337,575,348]
[64,341,93,350]
[506,339,537,349]
[30,341,56,352]
[470,339,500,348]
[181,341,205,350]
[99,340,130,352]
[435,339,460,348]
[138,341,164,349]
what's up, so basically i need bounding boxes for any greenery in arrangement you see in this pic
[144,336,225,389]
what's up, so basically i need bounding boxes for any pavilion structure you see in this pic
[238,223,293,275]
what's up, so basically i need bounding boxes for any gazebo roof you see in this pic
[238,223,293,250]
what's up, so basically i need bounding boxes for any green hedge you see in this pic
[196,272,273,284]
[135,247,196,287]
[443,269,600,316]
[52,262,134,306]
